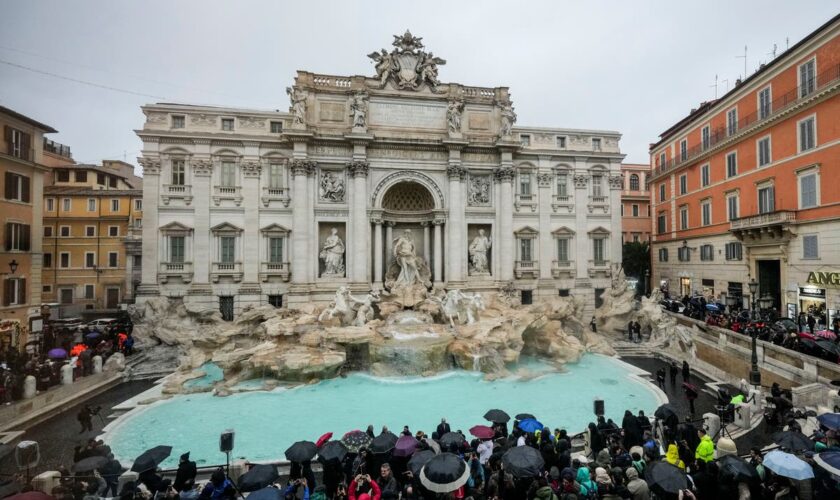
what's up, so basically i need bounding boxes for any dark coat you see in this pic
[621,411,643,449]
[174,460,197,491]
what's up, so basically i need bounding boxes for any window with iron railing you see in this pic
[799,59,816,98]
[758,87,772,119]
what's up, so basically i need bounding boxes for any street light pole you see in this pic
[748,278,761,386]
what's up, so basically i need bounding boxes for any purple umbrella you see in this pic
[47,348,68,359]
[393,435,419,457]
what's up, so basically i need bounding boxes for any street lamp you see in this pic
[747,278,761,387]
[759,294,774,312]
[8,260,18,274]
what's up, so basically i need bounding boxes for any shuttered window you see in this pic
[803,235,819,260]
[799,117,815,152]
[799,174,817,208]
[4,126,31,160]
[725,242,742,261]
[4,223,31,251]
[4,172,30,202]
[3,278,26,306]
[556,238,569,262]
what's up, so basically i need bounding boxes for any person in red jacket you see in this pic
[348,474,381,500]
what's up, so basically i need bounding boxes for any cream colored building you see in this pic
[135,32,625,319]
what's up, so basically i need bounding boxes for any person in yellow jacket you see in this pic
[665,443,686,469]
[695,428,715,463]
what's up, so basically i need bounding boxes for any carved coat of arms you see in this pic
[368,30,446,91]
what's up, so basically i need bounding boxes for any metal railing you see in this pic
[652,63,840,179]
[43,138,72,158]
[729,210,796,231]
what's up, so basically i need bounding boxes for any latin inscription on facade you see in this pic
[368,99,446,129]
[319,102,346,123]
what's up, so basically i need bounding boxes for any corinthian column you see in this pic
[241,161,262,283]
[446,163,465,286]
[537,171,553,280]
[290,159,315,287]
[495,165,515,281]
[191,159,213,286]
[433,220,444,287]
[347,160,370,285]
[137,157,161,293]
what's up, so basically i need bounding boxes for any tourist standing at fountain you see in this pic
[174,452,197,492]
[436,418,450,439]
[621,410,643,449]
[682,360,691,382]
[669,362,679,387]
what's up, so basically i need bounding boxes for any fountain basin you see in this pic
[102,355,665,468]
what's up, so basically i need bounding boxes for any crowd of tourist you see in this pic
[0,318,134,405]
[25,401,840,500]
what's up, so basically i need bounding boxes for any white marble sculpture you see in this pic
[434,289,485,327]
[350,93,368,128]
[320,228,345,276]
[393,229,421,287]
[351,290,381,327]
[367,30,446,90]
[447,99,463,134]
[286,87,307,125]
[319,172,345,202]
[500,102,517,137]
[468,229,491,274]
[468,176,490,205]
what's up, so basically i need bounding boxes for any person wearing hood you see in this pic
[576,467,597,499]
[630,453,645,476]
[596,449,612,470]
[594,467,615,498]
[558,467,580,499]
[174,452,197,492]
[531,476,560,500]
[664,444,685,469]
[624,467,650,500]
[622,410,643,450]
[587,423,604,459]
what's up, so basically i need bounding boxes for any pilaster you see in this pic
[191,159,213,287]
[494,161,515,282]
[347,160,370,285]
[537,167,554,281]
[137,157,161,294]
[241,161,262,284]
[446,157,466,286]
[290,159,316,291]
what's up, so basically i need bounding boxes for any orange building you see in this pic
[0,106,54,349]
[620,163,651,243]
[649,13,840,326]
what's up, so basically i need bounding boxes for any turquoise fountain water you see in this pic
[105,355,660,468]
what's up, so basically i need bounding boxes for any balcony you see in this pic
[261,186,291,207]
[162,184,193,205]
[514,260,539,279]
[514,193,537,212]
[260,261,291,282]
[552,194,574,213]
[730,210,796,243]
[43,138,72,159]
[211,261,243,283]
[213,186,243,206]
[159,262,193,284]
[651,63,840,181]
[551,260,575,279]
[588,259,611,278]
[587,195,609,214]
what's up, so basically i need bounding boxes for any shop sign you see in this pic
[806,271,840,288]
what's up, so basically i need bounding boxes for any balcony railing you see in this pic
[514,192,537,212]
[159,262,193,284]
[552,194,574,213]
[162,184,193,205]
[551,260,575,279]
[514,260,539,279]
[260,261,291,282]
[729,210,796,231]
[261,186,291,207]
[589,195,608,203]
[652,63,840,179]
[43,138,72,158]
[213,185,243,206]
[211,261,243,282]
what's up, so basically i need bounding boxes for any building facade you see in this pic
[649,14,840,326]
[136,32,625,318]
[620,163,651,243]
[42,160,143,311]
[0,106,52,347]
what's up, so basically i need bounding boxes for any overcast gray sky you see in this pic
[1,1,837,167]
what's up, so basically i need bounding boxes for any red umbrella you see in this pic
[469,425,495,439]
[316,432,333,448]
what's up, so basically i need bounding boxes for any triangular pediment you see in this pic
[514,225,539,237]
[260,223,291,234]
[211,222,243,234]
[552,226,576,237]
[159,221,192,233]
[588,226,611,235]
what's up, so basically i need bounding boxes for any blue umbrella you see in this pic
[813,451,840,476]
[85,332,102,340]
[763,450,814,480]
[706,303,721,312]
[517,418,544,434]
[816,413,840,431]
[246,486,283,500]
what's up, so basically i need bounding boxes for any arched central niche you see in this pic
[381,181,435,213]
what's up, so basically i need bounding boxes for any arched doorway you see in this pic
[372,180,444,287]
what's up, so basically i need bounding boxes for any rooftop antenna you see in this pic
[786,37,789,50]
[710,74,719,99]
[735,45,748,79]
[769,43,777,59]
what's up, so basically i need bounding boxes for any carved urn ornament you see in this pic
[368,30,447,91]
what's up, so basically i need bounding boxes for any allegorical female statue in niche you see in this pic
[320,228,345,276]
[469,229,491,274]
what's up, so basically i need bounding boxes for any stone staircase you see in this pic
[612,340,654,358]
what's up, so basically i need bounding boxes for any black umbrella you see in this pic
[285,441,317,462]
[371,432,398,454]
[130,445,172,473]
[772,431,814,452]
[438,432,466,450]
[408,450,437,476]
[717,455,759,483]
[246,486,283,500]
[654,404,680,424]
[419,452,470,493]
[644,461,687,496]
[515,413,536,421]
[816,340,840,357]
[484,409,510,423]
[317,440,348,464]
[72,456,109,474]
[501,445,545,479]
[342,430,372,453]
[238,464,279,492]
